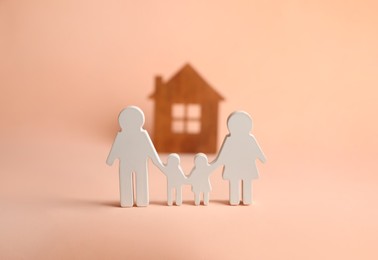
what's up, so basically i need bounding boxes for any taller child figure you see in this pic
[107,106,163,207]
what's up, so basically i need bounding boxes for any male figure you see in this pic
[213,111,266,205]
[107,106,163,207]
[160,153,187,206]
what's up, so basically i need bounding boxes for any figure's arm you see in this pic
[210,136,229,168]
[106,133,121,166]
[186,167,195,179]
[259,150,267,163]
[208,162,219,172]
[179,167,190,184]
[209,159,222,169]
[144,131,164,169]
[159,163,167,175]
[253,137,266,163]
[186,168,195,185]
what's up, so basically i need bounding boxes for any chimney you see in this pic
[155,75,164,95]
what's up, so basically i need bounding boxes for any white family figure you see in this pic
[106,106,163,207]
[160,153,187,206]
[188,153,216,206]
[106,106,266,207]
[212,111,266,205]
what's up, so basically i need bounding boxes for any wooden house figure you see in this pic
[149,63,224,153]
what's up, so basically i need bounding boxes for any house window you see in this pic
[171,103,201,134]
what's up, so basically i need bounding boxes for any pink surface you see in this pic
[1,0,378,259]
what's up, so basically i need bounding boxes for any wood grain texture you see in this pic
[150,64,224,154]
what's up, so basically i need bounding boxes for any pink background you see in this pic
[1,0,377,259]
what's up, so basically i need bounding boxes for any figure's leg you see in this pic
[229,180,240,205]
[167,187,173,206]
[204,192,209,206]
[194,192,200,206]
[135,165,149,207]
[119,163,133,207]
[176,187,182,206]
[242,180,252,205]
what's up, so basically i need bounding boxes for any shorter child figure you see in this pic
[188,153,216,206]
[160,154,187,206]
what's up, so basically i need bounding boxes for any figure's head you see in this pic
[227,111,252,135]
[118,106,145,131]
[167,153,180,166]
[194,153,208,167]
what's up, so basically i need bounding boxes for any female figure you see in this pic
[189,153,216,206]
[213,111,266,205]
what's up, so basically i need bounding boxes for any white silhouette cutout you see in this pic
[188,153,216,206]
[159,153,187,206]
[106,106,163,207]
[212,111,266,205]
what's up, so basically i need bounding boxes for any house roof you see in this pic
[149,63,225,102]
